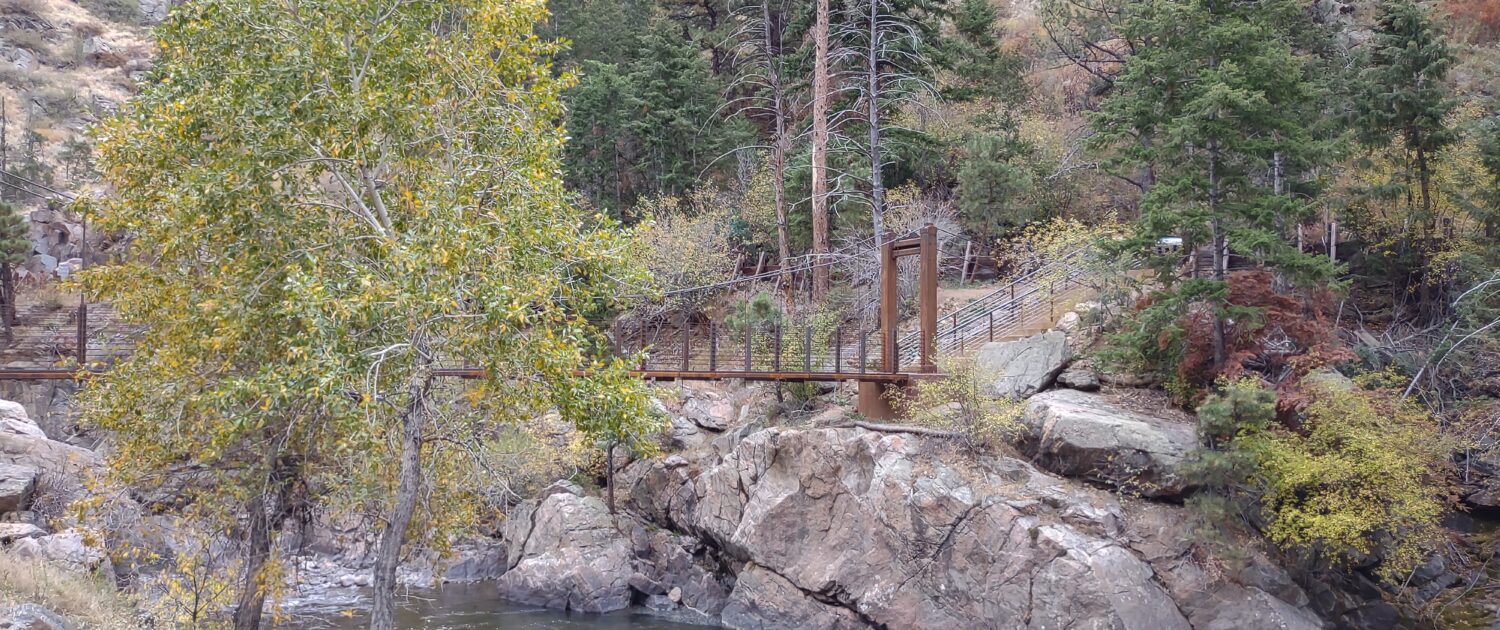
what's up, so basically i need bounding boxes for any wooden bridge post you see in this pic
[878,234,898,372]
[860,232,902,420]
[919,224,938,373]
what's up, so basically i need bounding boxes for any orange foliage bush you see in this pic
[1176,271,1353,406]
[1444,0,1500,43]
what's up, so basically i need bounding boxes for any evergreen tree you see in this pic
[0,203,28,339]
[942,0,1026,104]
[955,126,1039,237]
[564,61,640,214]
[1478,111,1500,240]
[1181,378,1276,542]
[1352,0,1456,223]
[547,0,653,65]
[627,22,732,199]
[1091,0,1335,373]
[562,20,735,216]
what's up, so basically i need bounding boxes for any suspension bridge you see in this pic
[0,224,1096,417]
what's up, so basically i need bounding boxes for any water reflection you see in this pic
[281,584,717,629]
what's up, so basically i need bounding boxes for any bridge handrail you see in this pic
[895,247,1092,353]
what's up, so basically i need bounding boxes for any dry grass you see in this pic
[0,0,44,17]
[0,551,141,629]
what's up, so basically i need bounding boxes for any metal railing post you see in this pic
[804,326,812,372]
[708,324,718,372]
[834,327,843,374]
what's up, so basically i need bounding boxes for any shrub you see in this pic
[892,356,1024,450]
[77,0,141,24]
[1244,381,1454,580]
[1180,378,1278,564]
[1101,270,1351,402]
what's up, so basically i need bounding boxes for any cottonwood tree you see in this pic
[78,1,656,629]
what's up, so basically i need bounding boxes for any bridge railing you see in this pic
[618,320,907,378]
[895,249,1092,365]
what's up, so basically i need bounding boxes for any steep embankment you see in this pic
[490,378,1346,629]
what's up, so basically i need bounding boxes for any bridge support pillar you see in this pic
[856,381,899,420]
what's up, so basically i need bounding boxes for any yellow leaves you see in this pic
[1250,381,1452,581]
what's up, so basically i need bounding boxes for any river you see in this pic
[282,584,717,629]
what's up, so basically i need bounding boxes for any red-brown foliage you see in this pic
[1176,271,1354,407]
[1444,0,1500,43]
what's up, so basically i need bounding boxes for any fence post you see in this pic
[681,321,691,372]
[773,324,782,372]
[804,326,812,372]
[709,324,718,372]
[745,326,753,371]
[834,327,842,374]
[76,300,87,369]
[988,311,994,342]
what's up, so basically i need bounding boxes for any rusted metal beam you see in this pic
[879,235,897,372]
[426,367,921,383]
[919,224,937,373]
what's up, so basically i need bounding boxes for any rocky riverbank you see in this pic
[0,331,1488,628]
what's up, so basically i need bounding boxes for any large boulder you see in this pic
[973,331,1071,398]
[0,432,98,483]
[0,401,46,440]
[11,529,111,574]
[496,488,635,613]
[0,603,73,630]
[0,463,38,513]
[721,564,866,630]
[620,424,1318,629]
[1021,389,1197,498]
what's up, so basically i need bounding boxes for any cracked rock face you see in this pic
[620,425,1321,629]
[974,331,1072,399]
[497,488,636,613]
[1020,389,1197,498]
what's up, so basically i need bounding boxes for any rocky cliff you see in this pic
[492,383,1328,629]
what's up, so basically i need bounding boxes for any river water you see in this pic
[283,584,717,629]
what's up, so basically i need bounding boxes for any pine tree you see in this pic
[1091,0,1336,374]
[561,19,735,216]
[0,203,28,339]
[626,22,732,199]
[955,126,1039,237]
[1352,0,1456,224]
[810,0,831,298]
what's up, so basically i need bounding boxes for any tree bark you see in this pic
[1208,137,1226,369]
[867,0,885,250]
[231,444,292,630]
[1,262,12,341]
[606,441,617,514]
[370,373,430,630]
[765,0,793,305]
[810,0,831,299]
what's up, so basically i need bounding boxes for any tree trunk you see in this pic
[810,0,831,299]
[1208,137,1226,369]
[231,444,293,630]
[867,0,885,250]
[765,0,793,306]
[1,262,12,341]
[370,374,430,630]
[606,441,616,514]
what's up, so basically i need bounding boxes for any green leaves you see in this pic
[79,0,657,571]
